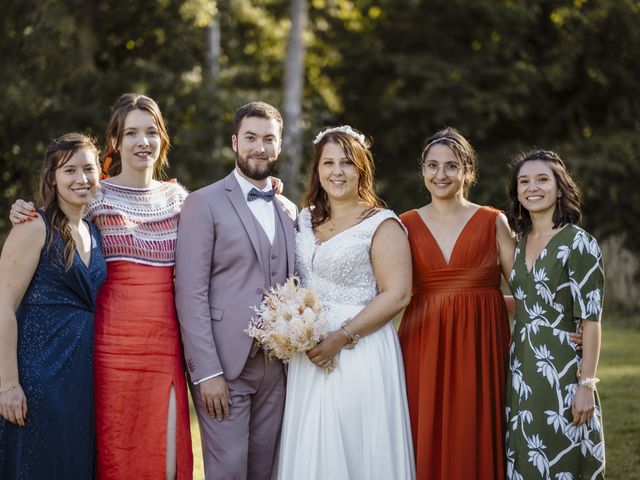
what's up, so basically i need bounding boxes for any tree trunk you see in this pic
[207,9,221,80]
[206,5,222,158]
[78,0,96,71]
[281,0,308,203]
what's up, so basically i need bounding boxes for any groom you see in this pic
[175,101,296,479]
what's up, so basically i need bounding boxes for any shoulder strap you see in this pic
[35,208,50,234]
[363,209,405,235]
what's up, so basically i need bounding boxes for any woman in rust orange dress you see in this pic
[398,128,515,479]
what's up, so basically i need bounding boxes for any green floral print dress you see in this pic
[505,225,605,480]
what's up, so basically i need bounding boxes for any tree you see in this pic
[281,0,308,202]
[1,0,638,264]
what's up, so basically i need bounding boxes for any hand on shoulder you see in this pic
[275,194,298,221]
[9,199,37,225]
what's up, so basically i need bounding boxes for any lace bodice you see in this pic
[295,208,401,308]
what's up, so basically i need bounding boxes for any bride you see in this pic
[274,126,416,479]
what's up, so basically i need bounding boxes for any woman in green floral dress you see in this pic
[505,150,605,480]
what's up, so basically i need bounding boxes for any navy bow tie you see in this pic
[247,188,275,202]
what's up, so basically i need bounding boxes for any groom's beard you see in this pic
[236,151,277,181]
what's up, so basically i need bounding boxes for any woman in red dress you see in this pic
[398,128,514,479]
[89,93,193,479]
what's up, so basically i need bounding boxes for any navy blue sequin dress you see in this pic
[0,211,106,479]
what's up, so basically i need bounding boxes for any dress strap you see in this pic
[362,209,405,235]
[35,208,50,234]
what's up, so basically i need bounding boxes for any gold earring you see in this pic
[517,202,523,221]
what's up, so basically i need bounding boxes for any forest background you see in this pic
[1,0,638,314]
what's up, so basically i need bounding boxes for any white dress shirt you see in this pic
[233,168,276,244]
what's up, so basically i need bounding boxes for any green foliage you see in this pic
[0,0,211,222]
[303,0,640,255]
[0,0,638,257]
[0,0,287,228]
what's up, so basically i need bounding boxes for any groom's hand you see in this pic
[199,376,232,421]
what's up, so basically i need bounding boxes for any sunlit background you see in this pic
[1,1,638,477]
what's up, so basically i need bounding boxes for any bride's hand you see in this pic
[307,330,349,369]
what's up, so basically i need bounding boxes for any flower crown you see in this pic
[313,125,367,147]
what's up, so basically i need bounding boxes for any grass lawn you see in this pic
[188,319,640,479]
[598,319,640,479]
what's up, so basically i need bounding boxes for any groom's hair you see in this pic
[234,101,283,136]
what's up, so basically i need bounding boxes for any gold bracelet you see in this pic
[340,326,352,343]
[340,320,360,349]
[0,384,19,394]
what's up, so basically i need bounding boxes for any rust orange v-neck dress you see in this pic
[398,206,510,480]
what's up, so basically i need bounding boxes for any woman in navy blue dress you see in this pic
[0,133,107,479]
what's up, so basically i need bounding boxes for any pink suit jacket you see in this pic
[175,172,297,382]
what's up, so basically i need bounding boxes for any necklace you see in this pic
[319,202,372,238]
[328,211,363,232]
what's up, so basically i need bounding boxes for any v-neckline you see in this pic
[311,210,377,246]
[74,220,94,270]
[522,225,570,275]
[414,207,482,267]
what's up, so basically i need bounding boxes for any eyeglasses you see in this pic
[422,161,462,177]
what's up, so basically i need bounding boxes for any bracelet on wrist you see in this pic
[0,384,19,394]
[578,377,600,391]
[340,320,360,349]
[340,326,352,343]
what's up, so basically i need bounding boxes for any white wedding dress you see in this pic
[274,208,415,480]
